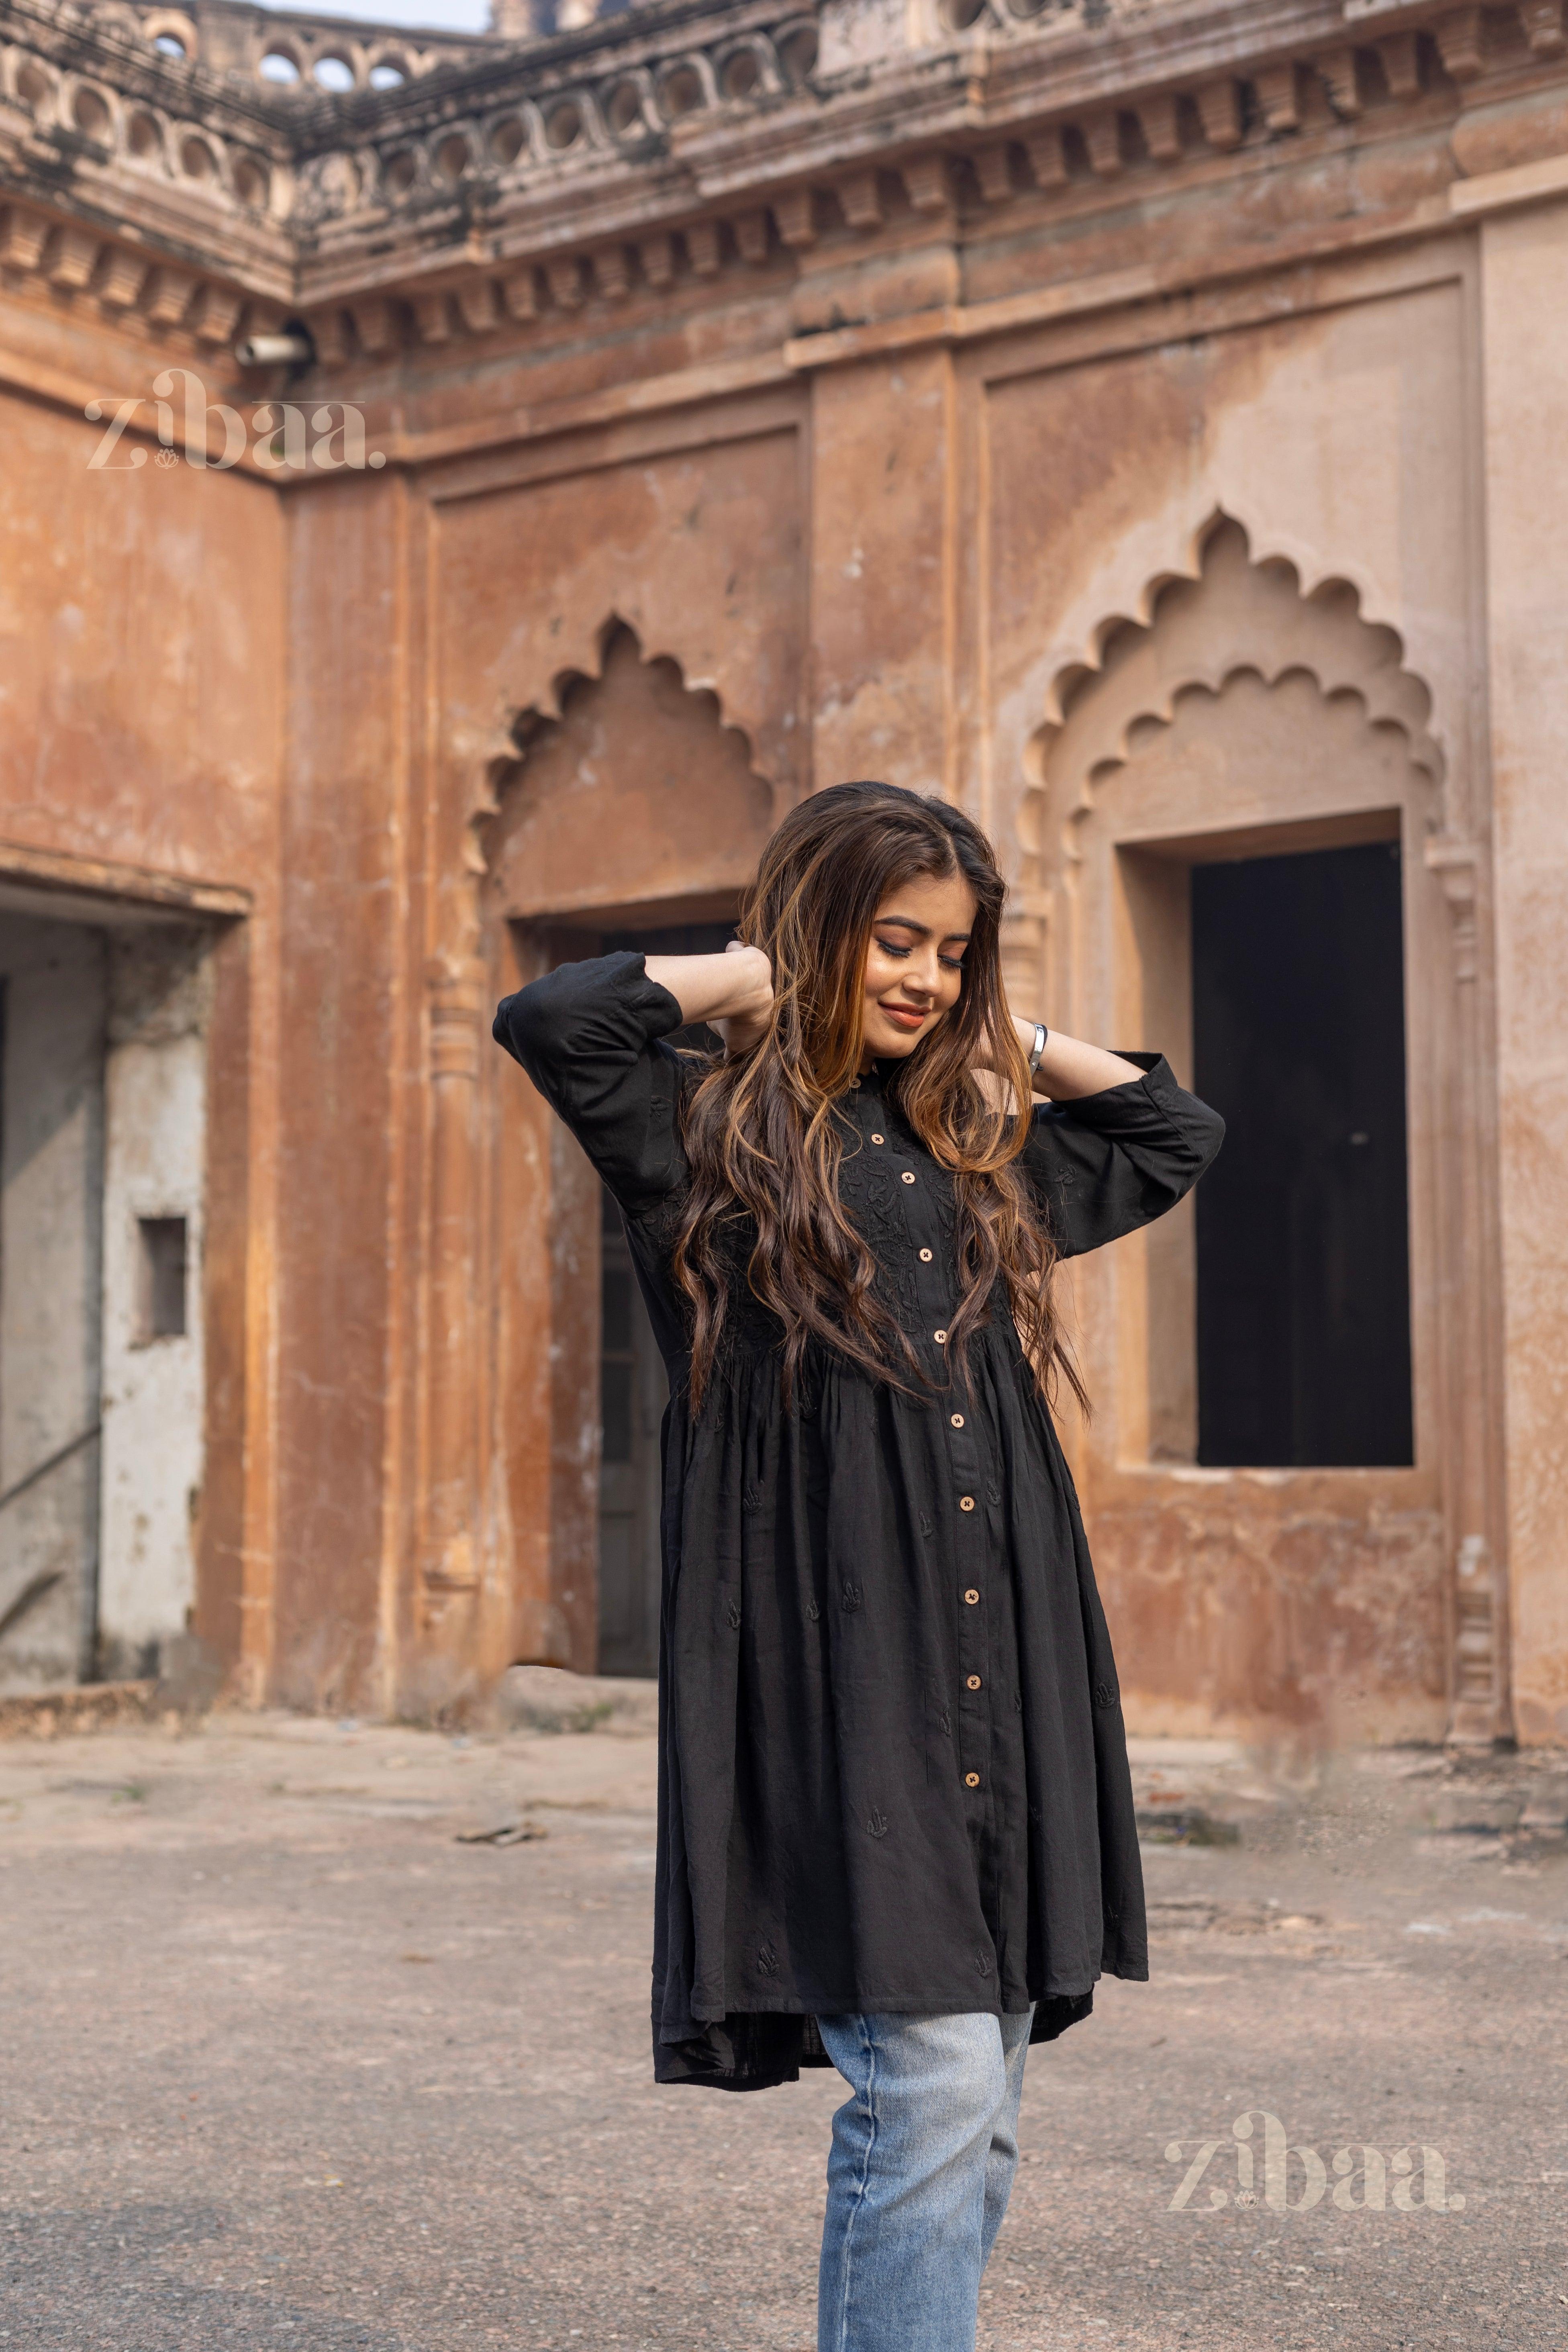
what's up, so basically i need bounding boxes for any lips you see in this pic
[880,1004,928,1032]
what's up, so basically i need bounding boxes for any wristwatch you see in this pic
[1027,1021,1049,1075]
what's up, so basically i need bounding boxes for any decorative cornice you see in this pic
[2,0,1567,377]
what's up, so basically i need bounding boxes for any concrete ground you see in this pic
[3,1697,1568,2352]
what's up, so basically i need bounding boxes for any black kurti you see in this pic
[496,953,1224,2092]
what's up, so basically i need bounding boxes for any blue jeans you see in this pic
[815,2007,1034,2352]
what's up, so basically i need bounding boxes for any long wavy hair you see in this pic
[672,781,1084,1415]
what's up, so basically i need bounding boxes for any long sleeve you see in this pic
[1021,1052,1224,1260]
[493,950,690,1215]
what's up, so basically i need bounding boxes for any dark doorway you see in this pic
[593,918,735,1675]
[1192,839,1413,1468]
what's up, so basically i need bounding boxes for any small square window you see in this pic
[136,1217,188,1343]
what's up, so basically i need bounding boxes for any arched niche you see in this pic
[1019,516,1468,1745]
[1017,516,1445,1021]
[482,616,777,930]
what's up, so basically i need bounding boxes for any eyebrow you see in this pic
[875,914,972,943]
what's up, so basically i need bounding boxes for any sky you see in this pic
[258,0,494,31]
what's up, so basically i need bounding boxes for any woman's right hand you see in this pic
[644,942,774,1054]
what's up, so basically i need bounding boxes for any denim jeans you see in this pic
[815,2007,1035,2352]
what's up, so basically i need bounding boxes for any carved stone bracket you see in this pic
[1425,835,1481,982]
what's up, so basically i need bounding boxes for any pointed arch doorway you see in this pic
[484,621,777,1677]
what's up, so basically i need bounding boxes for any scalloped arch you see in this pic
[468,610,781,882]
[1022,513,1445,890]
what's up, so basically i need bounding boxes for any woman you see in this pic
[494,781,1223,2352]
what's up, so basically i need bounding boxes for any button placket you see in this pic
[941,1290,989,1799]
[894,1130,990,1799]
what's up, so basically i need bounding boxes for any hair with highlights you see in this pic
[672,780,1084,1415]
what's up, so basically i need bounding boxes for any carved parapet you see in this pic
[7,0,1568,376]
[120,0,488,87]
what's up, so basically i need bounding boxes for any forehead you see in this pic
[873,869,977,937]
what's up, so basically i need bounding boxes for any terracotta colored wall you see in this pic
[271,471,408,1712]
[0,384,283,1693]
[424,421,809,1707]
[974,275,1479,1742]
[1480,202,1568,1746]
[4,158,1563,1744]
[0,389,283,878]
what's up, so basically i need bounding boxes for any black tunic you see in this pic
[495,952,1224,2092]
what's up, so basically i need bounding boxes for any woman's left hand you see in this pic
[715,939,774,1055]
[644,940,774,1054]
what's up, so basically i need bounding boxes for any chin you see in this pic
[868,1025,927,1059]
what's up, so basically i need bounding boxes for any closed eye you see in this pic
[875,937,966,971]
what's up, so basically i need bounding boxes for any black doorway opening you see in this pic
[594,917,735,1675]
[1192,839,1414,1468]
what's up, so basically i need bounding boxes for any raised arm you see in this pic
[494,950,696,1213]
[643,941,773,1052]
[1005,1015,1145,1100]
[1014,1043,1225,1260]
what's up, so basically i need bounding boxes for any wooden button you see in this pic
[966,1674,981,1690]
[959,1495,975,1511]
[919,1248,933,1263]
[950,1413,964,1428]
[872,1133,884,1145]
[964,1588,980,1605]
[965,1772,981,1789]
[934,1328,947,1343]
[901,1171,916,1185]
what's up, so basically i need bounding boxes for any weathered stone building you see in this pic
[1,0,1564,1746]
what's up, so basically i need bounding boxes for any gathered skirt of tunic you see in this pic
[495,951,1225,2091]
